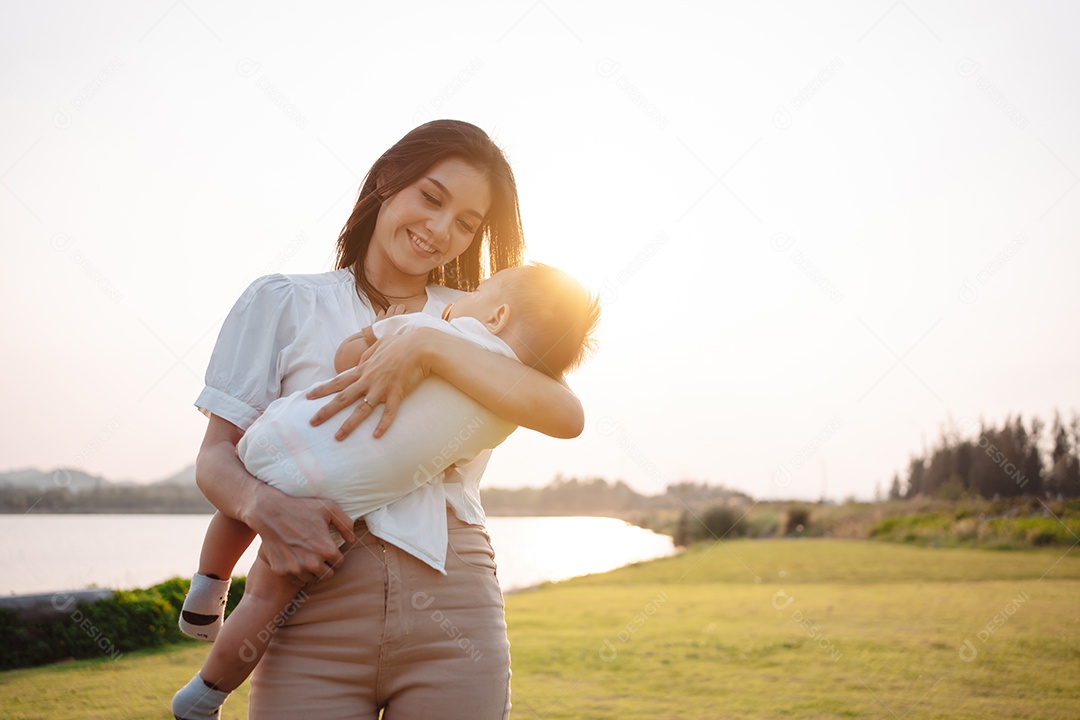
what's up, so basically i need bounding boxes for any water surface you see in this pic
[0,514,676,595]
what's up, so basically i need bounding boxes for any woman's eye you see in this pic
[421,190,440,207]
[458,219,476,233]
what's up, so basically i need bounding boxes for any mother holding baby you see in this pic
[194,120,582,718]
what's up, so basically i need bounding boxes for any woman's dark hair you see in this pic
[334,120,525,310]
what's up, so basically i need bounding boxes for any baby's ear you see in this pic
[486,304,511,334]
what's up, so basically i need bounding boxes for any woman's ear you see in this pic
[486,304,511,335]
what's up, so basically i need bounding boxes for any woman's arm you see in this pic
[308,327,584,440]
[196,415,356,583]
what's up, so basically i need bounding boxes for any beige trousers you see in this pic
[247,512,511,719]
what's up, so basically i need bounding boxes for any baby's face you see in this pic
[443,269,513,322]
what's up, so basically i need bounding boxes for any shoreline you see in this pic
[0,514,678,603]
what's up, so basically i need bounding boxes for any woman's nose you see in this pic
[426,211,451,242]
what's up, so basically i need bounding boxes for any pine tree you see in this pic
[1048,411,1080,498]
[888,474,903,500]
[905,457,926,498]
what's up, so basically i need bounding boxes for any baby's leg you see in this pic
[179,511,257,641]
[201,552,307,691]
[199,511,257,579]
[173,554,306,719]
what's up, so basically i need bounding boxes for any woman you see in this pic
[193,120,582,719]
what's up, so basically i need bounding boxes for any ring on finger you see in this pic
[361,397,375,408]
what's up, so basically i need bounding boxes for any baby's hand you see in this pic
[376,304,408,320]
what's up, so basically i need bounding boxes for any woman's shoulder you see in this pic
[240,268,356,303]
[260,268,355,290]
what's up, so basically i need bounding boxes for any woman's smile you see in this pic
[369,157,493,280]
[407,229,439,257]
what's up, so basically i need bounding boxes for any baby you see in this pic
[173,263,599,720]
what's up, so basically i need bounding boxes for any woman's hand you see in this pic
[196,415,356,584]
[308,328,436,440]
[246,483,357,584]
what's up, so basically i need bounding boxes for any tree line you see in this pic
[0,484,214,513]
[480,476,749,515]
[0,475,747,515]
[890,411,1080,500]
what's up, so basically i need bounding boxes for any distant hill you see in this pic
[0,464,209,514]
[0,468,110,494]
[0,463,198,493]
[153,464,198,487]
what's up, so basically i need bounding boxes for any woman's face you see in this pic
[370,157,492,280]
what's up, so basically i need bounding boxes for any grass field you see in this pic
[1,538,1077,719]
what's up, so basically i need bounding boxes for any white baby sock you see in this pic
[179,574,231,641]
[172,673,230,719]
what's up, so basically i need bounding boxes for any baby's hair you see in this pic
[501,263,600,378]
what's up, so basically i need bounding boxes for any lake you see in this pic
[0,514,676,596]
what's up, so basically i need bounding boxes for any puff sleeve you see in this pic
[194,275,300,431]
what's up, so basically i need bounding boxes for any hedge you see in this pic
[0,576,246,671]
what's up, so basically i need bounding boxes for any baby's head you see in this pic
[443,264,600,377]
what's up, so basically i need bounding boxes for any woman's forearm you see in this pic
[195,415,356,581]
[426,331,585,438]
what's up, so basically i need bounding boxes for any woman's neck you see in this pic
[362,256,429,308]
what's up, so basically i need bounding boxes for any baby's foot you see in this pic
[173,672,229,719]
[178,574,230,641]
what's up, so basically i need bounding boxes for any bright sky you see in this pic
[3,2,1078,502]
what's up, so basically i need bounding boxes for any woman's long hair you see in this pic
[334,120,525,311]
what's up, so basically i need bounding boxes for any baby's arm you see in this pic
[334,304,408,373]
[334,328,377,373]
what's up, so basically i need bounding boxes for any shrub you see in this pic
[0,576,246,671]
[870,507,1080,549]
[784,507,811,536]
[745,511,782,538]
[675,504,747,545]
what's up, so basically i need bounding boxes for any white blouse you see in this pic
[195,269,496,555]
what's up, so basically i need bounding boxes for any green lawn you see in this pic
[2,539,1078,719]
[0,642,248,719]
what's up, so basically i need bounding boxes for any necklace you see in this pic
[384,290,426,301]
